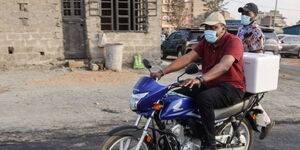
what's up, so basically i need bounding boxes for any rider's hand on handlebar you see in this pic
[150,71,164,80]
[181,78,201,88]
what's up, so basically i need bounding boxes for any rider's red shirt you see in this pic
[194,32,246,92]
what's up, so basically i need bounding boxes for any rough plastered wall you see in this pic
[0,0,64,70]
[85,0,162,66]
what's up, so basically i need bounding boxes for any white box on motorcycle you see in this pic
[243,52,280,93]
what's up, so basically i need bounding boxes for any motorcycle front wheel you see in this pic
[100,135,151,150]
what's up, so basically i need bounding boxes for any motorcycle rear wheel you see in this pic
[217,119,253,150]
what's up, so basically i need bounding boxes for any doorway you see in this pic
[62,0,87,59]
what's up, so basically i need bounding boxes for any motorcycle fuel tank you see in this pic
[160,92,200,120]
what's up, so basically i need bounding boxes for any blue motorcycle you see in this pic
[100,60,265,150]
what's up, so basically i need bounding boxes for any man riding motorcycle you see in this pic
[151,12,246,150]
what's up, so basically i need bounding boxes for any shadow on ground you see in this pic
[0,133,105,150]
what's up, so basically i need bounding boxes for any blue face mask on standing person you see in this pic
[241,15,251,25]
[204,30,218,43]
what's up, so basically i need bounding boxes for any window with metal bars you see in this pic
[63,0,83,17]
[101,0,148,32]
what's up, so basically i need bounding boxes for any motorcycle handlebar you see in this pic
[170,80,185,88]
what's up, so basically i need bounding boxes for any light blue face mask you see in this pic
[204,30,218,43]
[241,15,251,25]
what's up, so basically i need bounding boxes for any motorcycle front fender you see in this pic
[107,125,144,139]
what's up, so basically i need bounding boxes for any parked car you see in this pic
[264,39,282,55]
[277,34,300,58]
[161,28,203,59]
[185,38,203,54]
[261,27,282,55]
[185,31,204,55]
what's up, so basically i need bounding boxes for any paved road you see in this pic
[280,64,300,82]
[0,124,299,150]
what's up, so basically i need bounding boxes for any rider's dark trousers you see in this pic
[174,83,245,145]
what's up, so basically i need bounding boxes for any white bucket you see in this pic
[105,43,124,71]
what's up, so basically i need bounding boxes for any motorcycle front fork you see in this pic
[134,114,142,126]
[134,112,155,150]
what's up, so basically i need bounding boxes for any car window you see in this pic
[264,32,278,41]
[189,32,201,40]
[174,34,182,39]
[179,30,189,40]
[167,33,176,40]
[278,36,285,40]
[227,28,238,35]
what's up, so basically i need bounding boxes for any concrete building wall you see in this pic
[182,1,193,28]
[162,0,208,32]
[161,0,176,33]
[0,0,64,70]
[191,0,207,28]
[0,0,162,70]
[84,0,102,62]
[257,10,287,27]
[220,11,235,20]
[260,16,273,27]
[193,0,207,18]
[86,0,162,65]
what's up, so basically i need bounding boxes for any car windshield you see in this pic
[277,35,285,40]
[264,32,278,41]
[188,32,201,41]
[166,33,176,40]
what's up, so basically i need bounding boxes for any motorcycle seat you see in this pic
[214,99,251,120]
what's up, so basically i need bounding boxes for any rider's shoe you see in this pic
[259,121,275,140]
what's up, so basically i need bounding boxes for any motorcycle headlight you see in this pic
[129,92,149,111]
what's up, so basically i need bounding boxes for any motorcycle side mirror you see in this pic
[142,59,152,69]
[185,63,199,74]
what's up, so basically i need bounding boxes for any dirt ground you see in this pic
[0,69,143,132]
[0,88,9,94]
[27,70,141,86]
[280,58,300,66]
[0,58,299,143]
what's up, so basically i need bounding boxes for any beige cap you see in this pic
[201,12,226,26]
